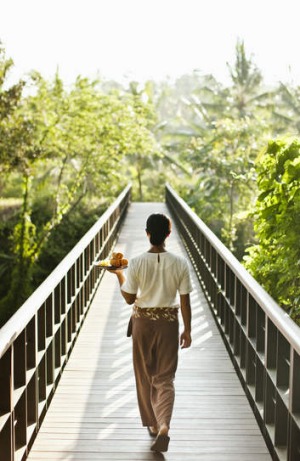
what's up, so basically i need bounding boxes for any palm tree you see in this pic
[272,82,300,135]
[227,39,271,119]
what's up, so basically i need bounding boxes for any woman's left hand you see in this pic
[180,330,192,349]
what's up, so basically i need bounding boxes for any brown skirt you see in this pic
[130,305,179,428]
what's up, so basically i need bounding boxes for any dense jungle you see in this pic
[0,40,299,326]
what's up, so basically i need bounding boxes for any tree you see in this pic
[0,43,26,175]
[272,82,300,135]
[227,39,271,119]
[180,116,261,252]
[155,42,272,254]
[121,80,162,201]
[0,66,158,324]
[244,138,300,324]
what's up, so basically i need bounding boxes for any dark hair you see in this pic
[146,213,171,246]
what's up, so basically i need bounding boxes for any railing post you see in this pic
[289,350,300,460]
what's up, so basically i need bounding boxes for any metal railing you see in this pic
[0,184,131,461]
[166,184,300,461]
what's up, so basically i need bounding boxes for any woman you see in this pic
[111,212,192,452]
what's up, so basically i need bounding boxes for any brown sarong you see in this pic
[131,305,179,428]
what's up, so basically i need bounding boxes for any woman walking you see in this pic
[111,212,192,452]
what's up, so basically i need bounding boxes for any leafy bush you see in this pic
[244,138,300,324]
[32,199,107,288]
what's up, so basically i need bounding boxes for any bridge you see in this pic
[0,184,299,461]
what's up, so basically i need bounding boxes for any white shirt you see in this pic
[122,251,193,308]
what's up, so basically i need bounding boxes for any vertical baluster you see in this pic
[289,350,300,460]
[13,331,27,453]
[0,348,13,461]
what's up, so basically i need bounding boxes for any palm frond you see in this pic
[162,152,191,175]
[272,111,294,123]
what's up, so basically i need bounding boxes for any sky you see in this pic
[1,0,300,87]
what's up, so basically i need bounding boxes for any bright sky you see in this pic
[1,0,300,87]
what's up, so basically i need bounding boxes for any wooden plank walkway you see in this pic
[27,203,271,461]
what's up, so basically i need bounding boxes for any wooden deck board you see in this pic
[27,203,271,461]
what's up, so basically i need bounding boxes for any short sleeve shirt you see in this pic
[122,251,193,308]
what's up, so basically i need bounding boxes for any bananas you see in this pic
[97,259,110,267]
[96,252,128,268]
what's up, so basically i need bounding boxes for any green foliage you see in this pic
[32,198,107,287]
[272,83,300,135]
[0,45,26,174]
[244,138,300,324]
[166,105,268,253]
[227,39,265,118]
[153,40,273,256]
[2,39,300,326]
[0,50,158,324]
[121,81,162,200]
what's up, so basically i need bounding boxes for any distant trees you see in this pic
[150,40,300,320]
[272,83,300,135]
[1,38,300,325]
[227,39,270,119]
[153,40,272,255]
[0,44,26,174]
[0,50,158,324]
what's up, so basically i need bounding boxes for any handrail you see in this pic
[166,184,300,355]
[0,184,131,461]
[0,184,131,359]
[166,183,300,461]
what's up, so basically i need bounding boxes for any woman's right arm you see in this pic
[114,270,136,305]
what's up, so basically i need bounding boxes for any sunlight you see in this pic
[119,308,131,318]
[109,363,133,380]
[106,377,135,399]
[97,423,118,440]
[100,390,136,418]
[2,0,300,88]
[192,315,208,326]
[192,330,213,346]
[117,317,129,327]
[127,407,140,418]
[114,341,132,355]
[192,321,210,335]
[112,354,131,368]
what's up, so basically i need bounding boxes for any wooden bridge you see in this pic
[0,185,300,461]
